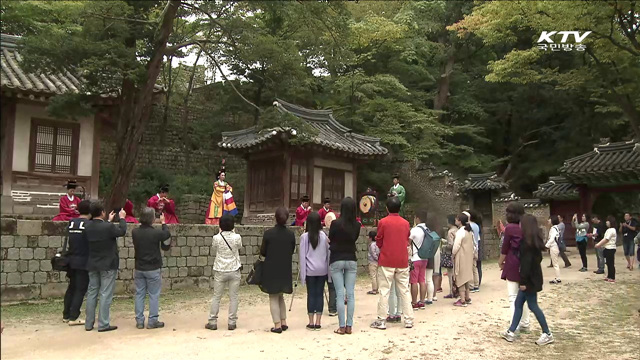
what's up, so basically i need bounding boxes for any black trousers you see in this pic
[603,248,616,280]
[577,241,588,268]
[63,269,89,321]
[327,279,337,313]
[306,275,327,314]
[477,260,482,286]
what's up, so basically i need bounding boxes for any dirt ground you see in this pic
[1,250,639,360]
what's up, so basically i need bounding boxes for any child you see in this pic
[595,216,617,283]
[367,231,379,295]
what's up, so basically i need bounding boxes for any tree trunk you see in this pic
[106,0,181,210]
[617,94,640,140]
[434,53,455,112]
[181,48,202,171]
[160,59,174,144]
[253,80,264,126]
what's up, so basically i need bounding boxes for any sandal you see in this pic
[334,327,346,335]
[345,326,352,334]
[367,290,378,295]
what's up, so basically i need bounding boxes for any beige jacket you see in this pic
[453,227,474,286]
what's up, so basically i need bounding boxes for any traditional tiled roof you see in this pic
[218,99,388,158]
[494,192,545,208]
[533,176,579,200]
[1,33,163,98]
[560,140,640,186]
[459,172,507,192]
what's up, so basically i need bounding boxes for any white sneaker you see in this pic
[501,330,516,342]
[404,321,413,329]
[370,319,386,330]
[68,319,85,326]
[535,333,554,346]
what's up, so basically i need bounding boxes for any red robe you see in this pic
[124,199,139,223]
[147,194,179,224]
[294,205,312,227]
[318,207,332,226]
[52,195,81,221]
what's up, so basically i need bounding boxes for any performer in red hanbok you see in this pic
[147,185,179,224]
[53,180,81,221]
[123,199,139,223]
[294,195,312,226]
[318,197,333,226]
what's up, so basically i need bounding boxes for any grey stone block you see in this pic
[171,277,196,290]
[40,260,52,271]
[41,282,68,298]
[27,236,39,248]
[17,220,42,236]
[3,260,17,272]
[1,218,17,235]
[125,237,134,247]
[187,237,196,247]
[21,272,34,284]
[188,267,203,277]
[117,238,124,247]
[28,260,40,272]
[181,247,190,256]
[197,256,208,266]
[20,248,34,260]
[38,236,49,248]
[1,285,40,301]
[35,272,47,283]
[119,269,133,280]
[7,248,19,260]
[169,267,178,278]
[126,259,135,270]
[196,276,210,289]
[204,237,213,246]
[48,236,62,249]
[1,236,15,248]
[238,247,245,255]
[12,235,26,248]
[203,266,212,276]
[199,246,209,256]
[196,237,205,246]
[186,257,196,266]
[177,237,187,246]
[208,256,216,265]
[178,267,188,277]
[7,272,21,285]
[191,246,200,256]
[170,246,181,257]
[41,221,67,235]
[167,257,177,267]
[128,248,136,258]
[0,272,6,284]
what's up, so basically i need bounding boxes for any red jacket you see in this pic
[52,195,81,221]
[147,194,179,224]
[375,213,410,268]
[294,205,311,226]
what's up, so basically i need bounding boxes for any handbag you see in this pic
[220,233,243,272]
[246,258,263,285]
[51,235,70,272]
[441,253,454,269]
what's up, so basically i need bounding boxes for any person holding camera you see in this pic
[132,208,172,329]
[206,214,243,331]
[84,202,127,332]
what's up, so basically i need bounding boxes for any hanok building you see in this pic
[219,99,388,221]
[459,172,508,225]
[559,139,640,214]
[1,34,109,215]
[533,176,580,245]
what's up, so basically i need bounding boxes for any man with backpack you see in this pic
[409,208,437,308]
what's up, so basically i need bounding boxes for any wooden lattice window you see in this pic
[29,119,79,174]
[322,168,344,205]
[290,158,308,207]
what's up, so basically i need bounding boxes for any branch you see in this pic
[164,38,231,55]
[200,46,262,113]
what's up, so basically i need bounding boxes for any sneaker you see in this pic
[328,311,338,317]
[370,320,387,330]
[425,300,433,305]
[392,315,402,323]
[205,323,217,330]
[564,264,572,268]
[453,299,467,307]
[404,321,413,329]
[136,322,144,330]
[412,303,421,310]
[579,267,588,272]
[465,298,472,305]
[147,321,165,329]
[68,319,85,326]
[549,279,560,284]
[97,325,118,332]
[594,270,604,274]
[306,324,315,331]
[62,318,69,324]
[432,296,437,301]
[444,294,454,299]
[471,287,480,293]
[501,330,516,342]
[417,302,426,309]
[228,324,236,331]
[535,332,554,346]
[314,325,322,331]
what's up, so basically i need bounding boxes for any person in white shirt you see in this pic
[595,216,618,283]
[546,216,561,284]
[409,209,430,309]
[206,214,243,331]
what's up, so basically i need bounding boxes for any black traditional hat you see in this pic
[392,173,400,179]
[160,184,170,193]
[323,197,331,204]
[301,195,310,202]
[64,179,78,189]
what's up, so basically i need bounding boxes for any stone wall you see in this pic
[492,200,551,227]
[0,219,374,302]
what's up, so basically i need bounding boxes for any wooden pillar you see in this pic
[1,99,16,195]
[578,185,592,214]
[283,151,291,210]
[90,114,101,199]
[308,156,315,209]
[352,162,358,200]
[244,158,251,219]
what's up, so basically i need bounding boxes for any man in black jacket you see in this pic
[63,200,92,326]
[84,201,127,332]
[133,208,171,329]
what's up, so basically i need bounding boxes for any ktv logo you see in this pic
[536,31,592,52]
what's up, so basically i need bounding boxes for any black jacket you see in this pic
[328,219,359,264]
[259,224,296,294]
[67,217,90,270]
[132,224,171,271]
[519,239,543,293]
[86,219,127,272]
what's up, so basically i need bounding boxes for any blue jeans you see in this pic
[134,269,162,325]
[509,290,550,334]
[85,270,117,330]
[330,260,357,327]
[306,275,327,314]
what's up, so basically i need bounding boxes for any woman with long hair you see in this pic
[501,214,554,346]
[452,213,474,307]
[572,213,591,271]
[328,197,360,335]
[595,216,617,283]
[299,212,330,330]
[499,202,529,331]
[442,215,457,299]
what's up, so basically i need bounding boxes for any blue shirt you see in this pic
[470,222,481,250]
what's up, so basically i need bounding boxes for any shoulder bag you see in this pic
[51,234,70,272]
